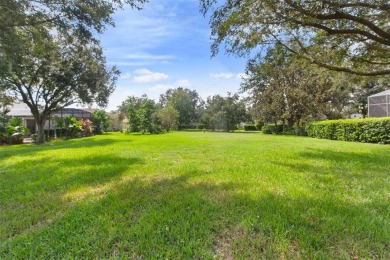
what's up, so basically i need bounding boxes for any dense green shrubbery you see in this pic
[262,124,308,136]
[31,134,38,144]
[262,124,284,134]
[244,124,257,131]
[293,126,308,136]
[54,116,87,138]
[255,121,264,131]
[306,118,390,144]
[0,117,29,145]
[197,123,206,130]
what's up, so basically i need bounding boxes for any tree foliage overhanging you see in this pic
[0,0,147,51]
[0,26,119,143]
[0,0,146,143]
[201,0,390,76]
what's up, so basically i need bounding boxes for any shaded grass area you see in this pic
[1,132,389,259]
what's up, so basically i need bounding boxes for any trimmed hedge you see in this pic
[262,124,307,136]
[197,124,206,130]
[262,124,283,134]
[255,121,264,131]
[244,124,257,131]
[306,118,390,144]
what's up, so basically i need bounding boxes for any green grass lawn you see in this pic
[1,132,389,259]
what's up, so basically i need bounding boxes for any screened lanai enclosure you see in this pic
[8,103,95,135]
[368,90,390,118]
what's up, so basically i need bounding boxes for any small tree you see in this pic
[55,118,65,138]
[158,105,179,132]
[159,88,203,129]
[81,119,94,137]
[92,110,111,134]
[138,100,155,134]
[64,116,82,138]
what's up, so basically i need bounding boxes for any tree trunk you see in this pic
[34,113,48,144]
[36,119,46,144]
[288,117,294,128]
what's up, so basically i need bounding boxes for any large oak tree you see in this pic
[0,28,119,143]
[242,44,352,125]
[201,0,390,76]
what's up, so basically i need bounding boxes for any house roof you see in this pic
[368,89,390,97]
[7,103,32,117]
[8,103,97,117]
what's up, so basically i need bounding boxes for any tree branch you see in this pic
[285,0,390,41]
[272,35,390,76]
[293,19,390,46]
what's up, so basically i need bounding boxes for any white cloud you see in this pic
[150,84,174,92]
[210,73,235,79]
[108,61,152,67]
[119,72,132,79]
[176,79,191,87]
[133,69,169,84]
[236,73,250,80]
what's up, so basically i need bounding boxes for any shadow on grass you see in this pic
[0,135,131,160]
[283,147,389,180]
[1,168,389,259]
[177,129,263,134]
[0,154,143,241]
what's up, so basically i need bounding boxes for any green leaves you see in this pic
[307,118,390,144]
[92,110,111,134]
[202,0,390,76]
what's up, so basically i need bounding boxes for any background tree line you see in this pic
[117,88,251,133]
[115,71,386,134]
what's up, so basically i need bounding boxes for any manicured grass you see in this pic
[1,132,389,259]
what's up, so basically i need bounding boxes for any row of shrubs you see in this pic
[197,122,265,131]
[260,118,390,144]
[306,118,390,144]
[261,124,307,136]
[198,118,389,145]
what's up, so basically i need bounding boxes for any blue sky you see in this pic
[99,0,248,110]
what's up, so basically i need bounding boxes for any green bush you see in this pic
[10,133,24,144]
[294,126,308,136]
[261,124,307,136]
[31,134,38,144]
[244,124,257,131]
[197,124,206,130]
[306,118,390,144]
[2,123,29,145]
[149,125,163,134]
[262,124,283,134]
[255,121,264,131]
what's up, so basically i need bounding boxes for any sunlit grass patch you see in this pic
[1,132,389,258]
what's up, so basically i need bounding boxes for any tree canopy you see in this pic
[0,27,119,143]
[0,0,146,143]
[201,0,390,76]
[242,44,352,126]
[159,88,203,129]
[0,0,146,47]
[201,93,249,131]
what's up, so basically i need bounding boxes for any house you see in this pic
[8,103,95,134]
[368,90,390,117]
